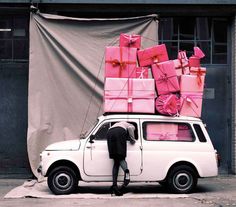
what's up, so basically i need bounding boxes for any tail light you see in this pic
[215,150,220,167]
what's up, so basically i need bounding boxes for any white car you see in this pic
[38,114,218,195]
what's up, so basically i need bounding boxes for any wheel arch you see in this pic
[46,160,81,180]
[165,161,200,180]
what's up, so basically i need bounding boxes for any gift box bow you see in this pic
[180,93,203,116]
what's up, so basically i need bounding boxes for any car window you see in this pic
[94,121,138,141]
[193,124,207,142]
[143,122,195,142]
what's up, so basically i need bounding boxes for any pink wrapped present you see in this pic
[104,78,155,113]
[180,92,203,118]
[156,94,180,116]
[120,33,141,49]
[189,56,200,67]
[136,67,149,79]
[194,47,205,58]
[189,67,206,86]
[105,46,137,78]
[180,75,205,93]
[137,44,169,67]
[151,61,180,95]
[146,123,178,141]
[173,51,190,76]
[173,59,190,76]
[189,47,205,67]
[177,124,193,141]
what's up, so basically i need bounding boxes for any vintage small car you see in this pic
[38,114,218,195]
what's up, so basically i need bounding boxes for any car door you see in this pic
[83,119,142,177]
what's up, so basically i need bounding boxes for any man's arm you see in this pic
[127,125,136,144]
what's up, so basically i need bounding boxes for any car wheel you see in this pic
[47,166,78,195]
[167,165,197,194]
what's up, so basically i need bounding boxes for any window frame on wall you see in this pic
[158,17,229,65]
[0,14,29,62]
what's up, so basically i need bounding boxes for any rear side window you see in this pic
[143,122,195,142]
[193,124,207,142]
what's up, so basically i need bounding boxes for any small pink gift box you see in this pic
[120,33,141,49]
[173,59,190,76]
[151,61,180,95]
[173,51,190,76]
[180,92,203,118]
[136,67,149,79]
[189,47,205,67]
[146,123,178,141]
[105,46,137,78]
[104,78,155,113]
[180,75,205,93]
[156,94,180,116]
[189,55,200,67]
[137,44,169,67]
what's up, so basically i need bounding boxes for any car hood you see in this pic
[45,139,81,151]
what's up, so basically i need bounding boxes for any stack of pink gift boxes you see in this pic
[103,33,206,118]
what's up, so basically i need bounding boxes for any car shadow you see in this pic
[75,183,217,195]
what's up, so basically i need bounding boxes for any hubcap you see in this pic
[174,172,192,191]
[54,173,71,189]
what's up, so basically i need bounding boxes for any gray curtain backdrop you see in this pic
[28,12,158,176]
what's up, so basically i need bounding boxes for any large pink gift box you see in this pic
[104,78,155,113]
[180,75,205,93]
[146,123,178,141]
[137,44,169,67]
[180,92,203,118]
[105,46,137,78]
[120,33,141,49]
[151,61,180,95]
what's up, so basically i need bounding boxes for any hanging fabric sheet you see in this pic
[28,11,158,176]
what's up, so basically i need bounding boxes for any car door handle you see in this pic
[86,146,95,149]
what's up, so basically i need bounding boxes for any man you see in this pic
[106,121,136,196]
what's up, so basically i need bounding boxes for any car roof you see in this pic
[99,113,202,123]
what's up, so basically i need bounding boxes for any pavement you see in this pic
[0,175,236,207]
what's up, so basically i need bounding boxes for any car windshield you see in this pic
[79,119,99,139]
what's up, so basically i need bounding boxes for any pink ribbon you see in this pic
[156,94,180,116]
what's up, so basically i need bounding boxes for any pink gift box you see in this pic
[146,123,178,141]
[180,92,203,118]
[151,61,180,95]
[104,78,155,113]
[120,33,141,49]
[173,59,190,76]
[173,51,190,76]
[156,94,180,116]
[136,67,149,79]
[189,67,206,76]
[105,46,137,78]
[189,47,205,67]
[180,75,205,93]
[194,47,205,58]
[189,55,200,67]
[137,44,169,67]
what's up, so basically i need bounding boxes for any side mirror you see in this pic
[89,135,95,143]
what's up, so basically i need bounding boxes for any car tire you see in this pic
[167,165,198,194]
[47,166,78,195]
